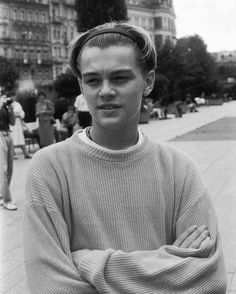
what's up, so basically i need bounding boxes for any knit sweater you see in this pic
[23,131,227,294]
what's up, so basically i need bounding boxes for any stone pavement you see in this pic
[1,101,236,293]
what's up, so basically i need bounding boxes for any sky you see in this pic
[174,0,236,52]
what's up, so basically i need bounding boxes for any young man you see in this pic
[0,95,17,210]
[24,22,227,293]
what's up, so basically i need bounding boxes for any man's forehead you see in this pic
[80,46,135,63]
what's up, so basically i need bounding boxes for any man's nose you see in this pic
[99,81,116,98]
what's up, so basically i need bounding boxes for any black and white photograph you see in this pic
[0,0,235,293]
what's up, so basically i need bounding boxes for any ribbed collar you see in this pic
[69,130,152,162]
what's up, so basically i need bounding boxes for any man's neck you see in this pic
[89,125,139,150]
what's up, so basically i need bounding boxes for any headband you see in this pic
[81,28,139,49]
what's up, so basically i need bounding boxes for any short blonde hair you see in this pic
[68,22,157,78]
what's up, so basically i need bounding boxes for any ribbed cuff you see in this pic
[78,249,115,286]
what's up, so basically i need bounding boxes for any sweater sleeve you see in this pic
[23,151,98,294]
[76,150,227,294]
[77,191,227,294]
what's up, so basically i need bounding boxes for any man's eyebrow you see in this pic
[82,72,99,78]
[111,69,133,75]
[82,69,133,77]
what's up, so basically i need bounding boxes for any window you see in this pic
[2,26,7,38]
[42,13,46,23]
[15,48,20,59]
[30,48,34,59]
[21,10,25,21]
[28,11,31,22]
[3,47,7,58]
[155,34,163,47]
[12,10,17,20]
[22,31,27,40]
[154,17,162,29]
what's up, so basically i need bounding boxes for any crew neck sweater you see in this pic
[24,131,227,294]
[79,127,144,152]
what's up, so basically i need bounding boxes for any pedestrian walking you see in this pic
[24,22,227,293]
[74,93,92,128]
[0,95,17,210]
[35,91,55,148]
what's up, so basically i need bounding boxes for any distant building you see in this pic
[49,0,76,80]
[212,50,236,92]
[212,50,236,65]
[0,0,176,89]
[127,0,176,48]
[0,0,52,90]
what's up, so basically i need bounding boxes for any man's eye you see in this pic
[86,79,99,85]
[114,76,129,82]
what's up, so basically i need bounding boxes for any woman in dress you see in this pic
[35,91,55,148]
[11,97,31,159]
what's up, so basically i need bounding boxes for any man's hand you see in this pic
[173,225,209,249]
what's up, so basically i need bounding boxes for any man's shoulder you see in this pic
[148,139,193,166]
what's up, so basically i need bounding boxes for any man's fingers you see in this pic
[180,225,208,248]
[173,225,198,247]
[190,230,210,249]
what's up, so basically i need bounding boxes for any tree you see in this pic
[0,57,19,93]
[157,36,217,101]
[173,35,217,97]
[74,0,128,32]
[53,69,81,101]
[157,41,184,102]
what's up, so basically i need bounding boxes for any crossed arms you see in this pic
[24,198,226,294]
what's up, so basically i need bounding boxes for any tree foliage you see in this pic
[0,57,19,92]
[157,35,217,101]
[74,0,128,32]
[53,69,81,101]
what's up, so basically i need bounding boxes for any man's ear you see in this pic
[144,70,155,96]
[78,78,83,94]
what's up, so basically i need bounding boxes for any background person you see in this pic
[24,22,226,293]
[74,93,92,128]
[57,105,77,141]
[11,96,31,159]
[35,91,55,148]
[61,105,77,138]
[0,95,17,210]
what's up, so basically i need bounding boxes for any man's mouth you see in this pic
[98,104,121,110]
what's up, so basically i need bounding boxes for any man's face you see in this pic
[78,45,154,130]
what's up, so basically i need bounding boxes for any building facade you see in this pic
[0,0,52,90]
[127,0,176,48]
[0,0,176,89]
[49,0,76,80]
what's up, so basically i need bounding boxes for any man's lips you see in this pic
[98,104,122,110]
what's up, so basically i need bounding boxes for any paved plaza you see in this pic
[1,101,236,293]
